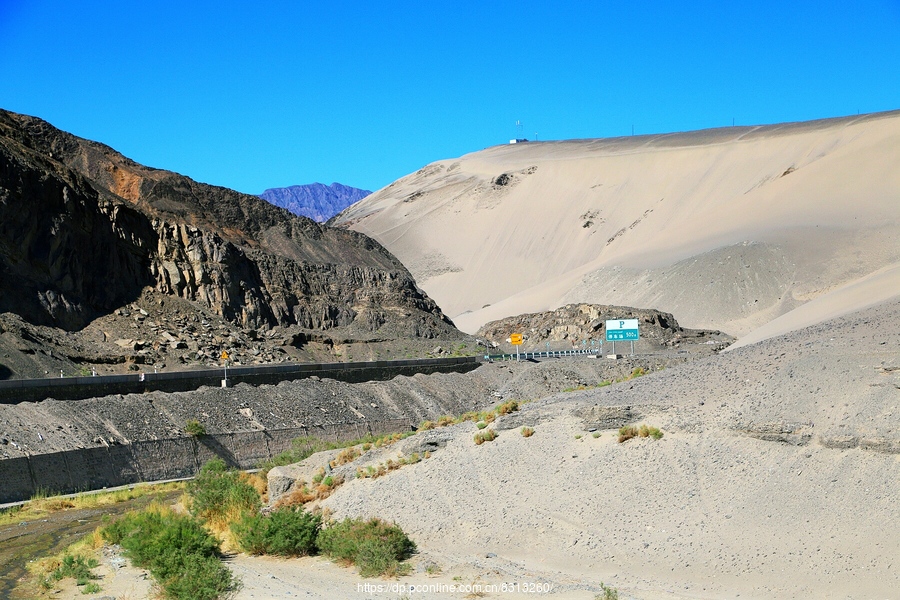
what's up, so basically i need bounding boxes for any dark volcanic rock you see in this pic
[0,109,456,341]
[259,183,370,223]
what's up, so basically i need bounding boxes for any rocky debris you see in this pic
[477,303,733,353]
[0,351,695,459]
[267,449,344,501]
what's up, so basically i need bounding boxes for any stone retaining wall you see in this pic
[0,418,411,503]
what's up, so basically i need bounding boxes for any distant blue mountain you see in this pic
[258,183,371,222]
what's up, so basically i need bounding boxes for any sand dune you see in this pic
[333,111,900,344]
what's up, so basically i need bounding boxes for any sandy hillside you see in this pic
[310,296,900,599]
[332,111,900,342]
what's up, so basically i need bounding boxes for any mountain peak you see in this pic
[259,182,371,222]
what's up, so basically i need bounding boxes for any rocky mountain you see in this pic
[259,182,370,222]
[0,109,461,377]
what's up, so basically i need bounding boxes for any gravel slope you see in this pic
[314,298,900,599]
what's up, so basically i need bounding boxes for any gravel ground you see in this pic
[307,298,900,599]
[15,299,900,599]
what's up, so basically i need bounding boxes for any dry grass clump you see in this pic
[259,431,414,476]
[496,400,519,415]
[618,423,663,443]
[275,472,344,509]
[331,446,361,467]
[474,429,498,445]
[420,400,523,435]
[521,426,535,437]
[355,452,427,480]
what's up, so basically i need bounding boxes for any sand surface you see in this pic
[333,111,900,346]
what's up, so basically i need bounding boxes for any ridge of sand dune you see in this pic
[333,110,900,342]
[727,261,900,350]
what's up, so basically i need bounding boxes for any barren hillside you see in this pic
[307,297,900,599]
[333,111,900,342]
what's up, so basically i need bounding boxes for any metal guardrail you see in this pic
[480,349,603,361]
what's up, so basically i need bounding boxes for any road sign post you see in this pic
[510,333,523,361]
[221,350,230,387]
[605,319,640,356]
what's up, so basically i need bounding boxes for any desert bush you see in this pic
[496,400,519,415]
[476,421,488,429]
[42,553,100,590]
[474,429,498,445]
[317,518,416,577]
[81,581,101,594]
[618,424,663,442]
[331,447,361,467]
[187,459,261,524]
[275,474,342,509]
[618,425,639,443]
[232,507,321,557]
[521,426,535,437]
[102,505,234,600]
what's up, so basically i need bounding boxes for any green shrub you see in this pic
[232,508,322,556]
[44,553,99,589]
[317,518,416,577]
[184,420,206,437]
[102,507,234,600]
[521,426,535,437]
[596,582,619,600]
[81,582,101,594]
[187,459,261,522]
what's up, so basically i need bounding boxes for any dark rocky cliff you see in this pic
[0,109,456,341]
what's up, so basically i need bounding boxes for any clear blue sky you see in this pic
[2,1,898,194]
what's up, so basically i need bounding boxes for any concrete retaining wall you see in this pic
[0,418,411,503]
[0,357,479,404]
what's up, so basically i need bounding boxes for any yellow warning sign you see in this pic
[510,333,523,345]
[221,351,229,360]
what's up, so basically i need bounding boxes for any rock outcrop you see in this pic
[476,303,733,352]
[0,109,456,342]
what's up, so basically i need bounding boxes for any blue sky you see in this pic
[1,1,898,194]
